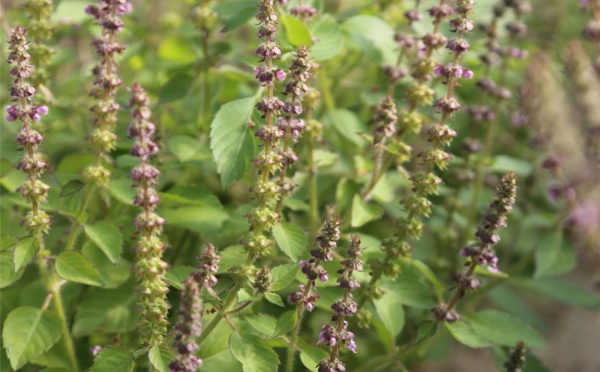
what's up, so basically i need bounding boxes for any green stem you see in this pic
[306,130,318,237]
[285,304,306,372]
[36,234,79,372]
[196,281,242,345]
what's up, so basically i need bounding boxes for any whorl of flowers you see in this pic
[289,215,342,311]
[128,82,170,346]
[83,0,131,185]
[504,341,528,372]
[23,0,54,88]
[369,1,474,283]
[432,172,517,322]
[275,45,311,212]
[169,244,219,372]
[6,27,51,234]
[245,0,285,257]
[316,234,363,372]
[169,277,204,372]
[289,0,317,20]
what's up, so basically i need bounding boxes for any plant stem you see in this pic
[305,108,319,237]
[65,184,94,251]
[35,234,79,372]
[285,303,306,372]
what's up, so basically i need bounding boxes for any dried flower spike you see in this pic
[170,277,204,372]
[129,82,170,346]
[504,341,528,372]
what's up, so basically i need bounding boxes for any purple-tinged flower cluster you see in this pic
[371,96,398,144]
[275,45,311,206]
[316,235,362,372]
[169,277,203,372]
[432,172,518,322]
[6,27,52,233]
[23,0,54,88]
[128,82,170,346]
[289,215,341,311]
[290,6,317,19]
[83,0,131,185]
[244,0,286,257]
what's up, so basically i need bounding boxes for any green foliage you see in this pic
[229,333,279,372]
[55,251,104,286]
[90,347,135,372]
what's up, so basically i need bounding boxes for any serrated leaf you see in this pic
[309,14,343,60]
[0,250,23,288]
[59,179,84,197]
[534,230,576,278]
[272,223,307,261]
[13,236,36,272]
[1,235,18,251]
[2,307,62,370]
[158,73,195,104]
[165,266,196,290]
[229,333,279,372]
[82,242,131,289]
[221,7,255,33]
[55,251,104,286]
[264,292,284,307]
[210,97,257,188]
[272,310,297,337]
[149,345,173,372]
[280,15,312,47]
[467,310,546,348]
[90,347,134,372]
[202,349,243,371]
[104,180,135,206]
[73,283,139,337]
[300,346,328,371]
[446,320,492,348]
[373,291,405,337]
[84,222,123,264]
[244,314,277,336]
[271,263,299,291]
[351,193,384,227]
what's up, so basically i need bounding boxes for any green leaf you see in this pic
[1,235,18,251]
[341,15,396,64]
[160,185,222,208]
[82,242,131,289]
[13,236,36,272]
[373,291,405,337]
[381,274,437,309]
[202,349,243,371]
[534,230,576,278]
[2,307,62,370]
[300,346,328,371]
[516,278,600,310]
[90,347,134,372]
[104,180,135,206]
[84,222,123,264]
[272,223,308,261]
[73,283,139,337]
[490,155,533,177]
[158,37,196,64]
[405,259,445,298]
[221,7,256,33]
[271,263,299,291]
[229,333,279,372]
[326,109,368,146]
[0,250,23,288]
[160,206,228,234]
[210,97,257,188]
[59,180,84,197]
[148,345,173,372]
[272,310,297,337]
[280,15,313,47]
[264,292,284,307]
[446,320,492,348]
[244,314,277,336]
[158,73,195,104]
[351,193,384,227]
[167,135,210,162]
[415,321,438,344]
[55,154,96,184]
[467,310,546,348]
[165,266,196,290]
[218,245,247,273]
[55,251,104,286]
[313,149,339,168]
[309,14,343,60]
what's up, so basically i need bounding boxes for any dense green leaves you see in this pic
[90,347,134,372]
[446,320,493,348]
[373,292,405,337]
[0,250,24,288]
[351,194,384,227]
[229,333,280,372]
[534,231,576,277]
[148,345,173,372]
[82,242,131,289]
[272,310,297,337]
[326,109,368,146]
[309,15,343,60]
[2,307,62,370]
[83,222,123,264]
[245,314,277,336]
[272,223,308,261]
[221,7,256,33]
[210,97,257,187]
[280,15,312,47]
[55,251,104,286]
[271,263,299,291]
[13,236,36,272]
[341,15,396,64]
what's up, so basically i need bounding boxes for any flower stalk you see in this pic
[128,82,170,346]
